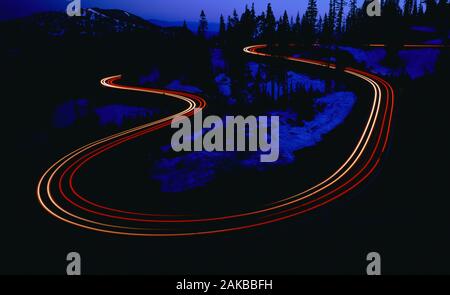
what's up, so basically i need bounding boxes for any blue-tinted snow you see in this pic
[151,91,356,192]
[94,105,156,126]
[53,99,159,128]
[339,46,440,79]
[165,80,202,93]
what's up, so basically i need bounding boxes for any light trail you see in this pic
[37,46,395,236]
[368,43,448,48]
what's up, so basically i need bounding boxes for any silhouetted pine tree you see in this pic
[198,10,208,38]
[277,10,291,45]
[404,0,414,16]
[349,0,358,18]
[336,0,346,34]
[263,3,277,43]
[302,0,318,44]
[436,0,449,42]
[418,1,425,15]
[317,16,323,36]
[305,0,319,25]
[230,9,239,31]
[227,16,232,31]
[322,13,329,40]
[412,0,418,15]
[240,5,257,41]
[250,2,257,36]
[292,12,302,40]
[346,0,358,33]
[385,0,402,14]
[425,0,438,15]
[327,0,336,39]
[256,11,266,39]
[219,14,226,37]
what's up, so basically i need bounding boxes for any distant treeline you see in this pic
[194,0,449,46]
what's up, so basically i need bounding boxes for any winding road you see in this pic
[37,45,395,236]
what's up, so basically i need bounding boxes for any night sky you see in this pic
[1,0,363,22]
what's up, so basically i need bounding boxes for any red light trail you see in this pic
[37,45,395,236]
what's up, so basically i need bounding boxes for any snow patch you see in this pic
[166,80,202,94]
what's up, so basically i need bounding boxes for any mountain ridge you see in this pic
[0,8,163,37]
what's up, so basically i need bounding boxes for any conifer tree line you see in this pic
[196,0,449,45]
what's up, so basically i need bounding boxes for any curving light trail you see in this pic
[368,43,448,48]
[37,45,395,236]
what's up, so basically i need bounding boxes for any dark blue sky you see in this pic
[1,0,364,22]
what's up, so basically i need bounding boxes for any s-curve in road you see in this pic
[37,45,394,236]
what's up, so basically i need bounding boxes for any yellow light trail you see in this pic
[36,46,395,236]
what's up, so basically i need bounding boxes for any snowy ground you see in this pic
[53,99,159,128]
[339,46,441,79]
[214,60,326,102]
[152,91,356,192]
[165,80,203,94]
